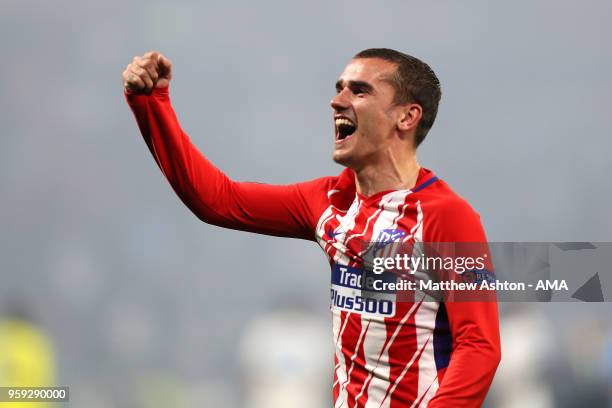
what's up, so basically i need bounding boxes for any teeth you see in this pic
[335,118,355,127]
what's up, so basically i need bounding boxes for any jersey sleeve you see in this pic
[125,86,329,240]
[424,199,501,408]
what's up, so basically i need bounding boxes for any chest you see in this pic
[315,191,424,264]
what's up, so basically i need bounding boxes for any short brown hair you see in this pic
[354,48,441,147]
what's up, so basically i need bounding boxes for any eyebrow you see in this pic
[335,79,375,94]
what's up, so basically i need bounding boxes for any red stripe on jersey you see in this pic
[384,304,420,405]
[344,320,370,407]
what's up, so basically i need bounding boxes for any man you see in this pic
[123,48,501,407]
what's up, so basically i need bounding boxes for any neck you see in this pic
[353,150,421,198]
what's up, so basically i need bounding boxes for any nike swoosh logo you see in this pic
[327,228,343,238]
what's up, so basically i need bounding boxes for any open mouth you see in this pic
[335,117,357,142]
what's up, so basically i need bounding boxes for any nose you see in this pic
[330,88,350,112]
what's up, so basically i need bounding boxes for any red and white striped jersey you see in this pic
[127,87,501,407]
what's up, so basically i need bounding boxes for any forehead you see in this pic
[338,58,397,85]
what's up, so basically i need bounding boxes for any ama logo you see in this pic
[373,229,406,250]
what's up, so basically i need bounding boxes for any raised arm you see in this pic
[122,51,328,240]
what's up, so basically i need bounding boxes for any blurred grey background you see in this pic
[1,0,611,407]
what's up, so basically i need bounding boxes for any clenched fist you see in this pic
[122,51,172,94]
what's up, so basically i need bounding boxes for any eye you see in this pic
[351,86,367,96]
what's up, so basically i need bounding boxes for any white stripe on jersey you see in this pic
[414,303,440,406]
[360,298,424,408]
[336,320,371,408]
[359,190,411,259]
[320,189,445,407]
[335,191,412,407]
[410,201,441,406]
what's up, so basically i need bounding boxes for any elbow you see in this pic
[493,331,502,367]
[474,336,501,374]
[487,339,502,373]
[482,323,502,371]
[492,346,502,371]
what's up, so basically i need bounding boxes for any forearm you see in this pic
[125,87,319,239]
[126,87,234,221]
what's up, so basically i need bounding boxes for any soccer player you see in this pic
[123,48,501,407]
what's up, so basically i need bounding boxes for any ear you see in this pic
[396,103,422,133]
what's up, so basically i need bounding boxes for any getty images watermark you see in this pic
[330,242,610,304]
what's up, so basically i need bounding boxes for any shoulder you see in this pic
[296,168,353,195]
[422,178,479,220]
[418,177,486,242]
[298,168,355,203]
[294,168,356,218]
